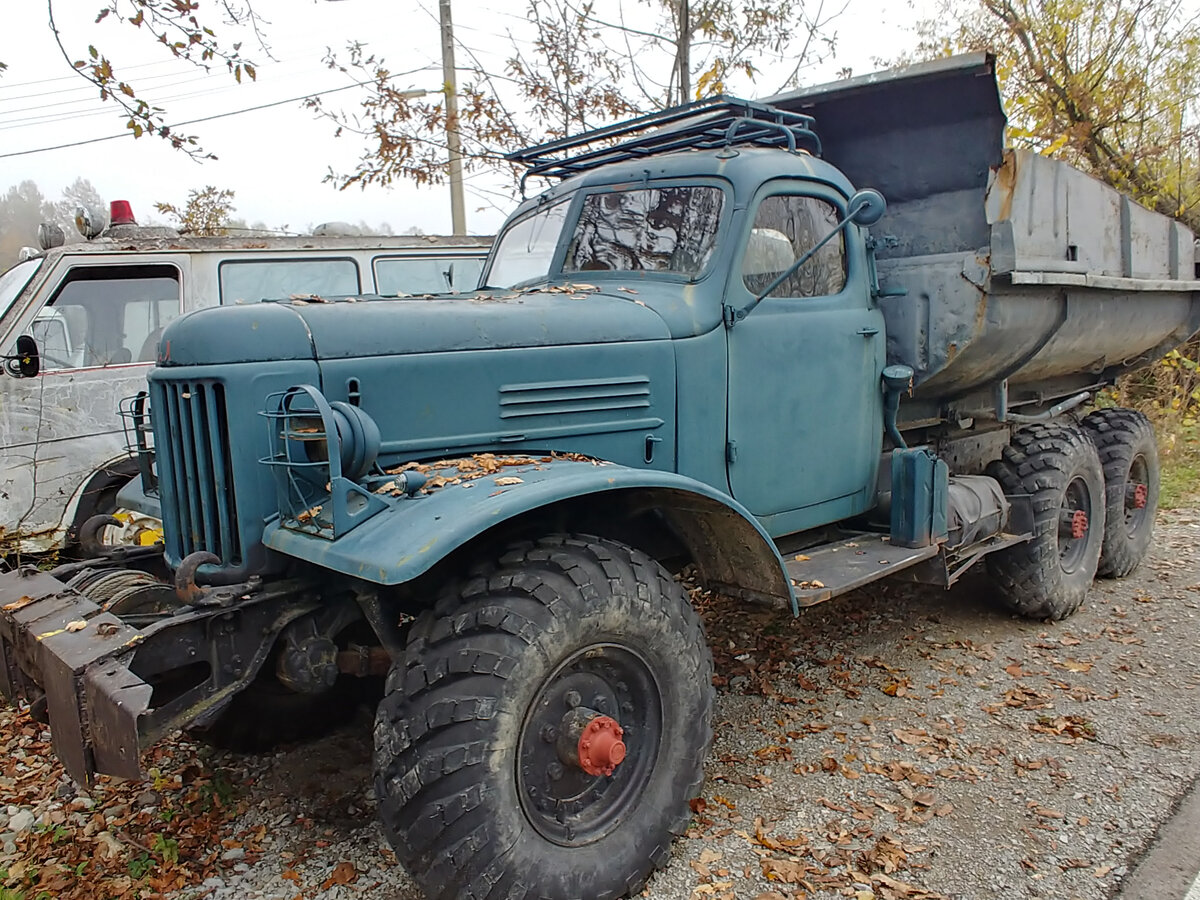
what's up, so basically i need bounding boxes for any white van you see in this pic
[0,204,490,555]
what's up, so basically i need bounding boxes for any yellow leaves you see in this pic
[1040,134,1070,156]
[696,61,725,99]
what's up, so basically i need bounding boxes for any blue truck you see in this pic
[2,54,1198,899]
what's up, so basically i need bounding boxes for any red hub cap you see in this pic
[1133,483,1148,509]
[577,716,627,776]
[1070,509,1088,539]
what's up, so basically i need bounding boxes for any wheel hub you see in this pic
[1129,482,1148,510]
[1060,508,1088,539]
[577,715,626,776]
[516,643,662,847]
[1070,509,1088,539]
[556,706,628,776]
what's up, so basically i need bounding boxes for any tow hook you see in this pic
[77,514,122,557]
[174,551,220,604]
[557,707,627,776]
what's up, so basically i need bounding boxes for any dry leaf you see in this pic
[321,860,358,889]
[494,476,524,486]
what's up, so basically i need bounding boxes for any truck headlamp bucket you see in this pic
[264,386,381,483]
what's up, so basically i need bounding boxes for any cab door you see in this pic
[725,186,884,534]
[0,258,186,550]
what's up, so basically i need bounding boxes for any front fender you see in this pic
[262,458,794,608]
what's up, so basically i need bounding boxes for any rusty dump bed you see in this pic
[772,54,1200,416]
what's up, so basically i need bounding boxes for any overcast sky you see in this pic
[2,0,927,237]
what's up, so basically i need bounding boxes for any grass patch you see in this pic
[1158,422,1200,509]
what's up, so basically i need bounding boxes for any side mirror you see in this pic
[847,188,887,227]
[5,335,40,378]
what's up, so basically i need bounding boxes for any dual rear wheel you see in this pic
[986,408,1159,620]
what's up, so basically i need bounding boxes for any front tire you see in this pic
[1082,408,1160,577]
[374,534,714,900]
[986,423,1106,620]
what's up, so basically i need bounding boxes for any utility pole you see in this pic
[676,0,690,104]
[439,0,467,235]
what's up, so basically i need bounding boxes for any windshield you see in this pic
[564,186,724,277]
[486,199,571,289]
[0,258,43,323]
[486,184,726,289]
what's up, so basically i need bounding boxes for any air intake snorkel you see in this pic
[882,364,914,450]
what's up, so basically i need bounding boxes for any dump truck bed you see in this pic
[771,54,1200,420]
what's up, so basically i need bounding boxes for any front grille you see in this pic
[151,379,241,565]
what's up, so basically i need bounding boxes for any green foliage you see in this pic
[151,834,180,866]
[154,187,237,236]
[127,852,154,879]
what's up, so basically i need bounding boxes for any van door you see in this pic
[0,260,185,552]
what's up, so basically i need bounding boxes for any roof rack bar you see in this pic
[509,94,821,187]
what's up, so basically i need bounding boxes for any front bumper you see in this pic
[0,568,151,785]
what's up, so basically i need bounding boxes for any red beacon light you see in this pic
[109,200,137,227]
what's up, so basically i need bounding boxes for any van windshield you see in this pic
[0,258,43,323]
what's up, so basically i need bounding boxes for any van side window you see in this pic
[219,259,360,302]
[37,265,181,369]
[374,256,485,294]
[742,195,846,298]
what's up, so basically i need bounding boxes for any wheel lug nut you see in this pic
[540,725,558,743]
[548,762,563,781]
[564,690,581,708]
[593,695,608,712]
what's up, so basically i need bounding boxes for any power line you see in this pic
[0,65,436,159]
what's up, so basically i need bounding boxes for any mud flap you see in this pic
[0,569,150,785]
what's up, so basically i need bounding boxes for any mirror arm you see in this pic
[724,192,878,328]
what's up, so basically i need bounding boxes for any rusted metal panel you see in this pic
[0,569,149,784]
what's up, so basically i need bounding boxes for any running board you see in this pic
[783,533,941,607]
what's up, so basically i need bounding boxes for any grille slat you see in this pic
[153,379,241,566]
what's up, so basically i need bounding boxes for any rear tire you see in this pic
[985,423,1105,620]
[373,534,714,900]
[1081,408,1160,578]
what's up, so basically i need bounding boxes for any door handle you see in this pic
[857,326,880,336]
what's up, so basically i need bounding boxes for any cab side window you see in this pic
[742,195,846,298]
[37,265,181,369]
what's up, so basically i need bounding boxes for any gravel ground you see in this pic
[3,508,1199,900]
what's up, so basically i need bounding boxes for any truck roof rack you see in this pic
[508,95,821,190]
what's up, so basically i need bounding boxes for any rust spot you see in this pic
[988,150,1018,222]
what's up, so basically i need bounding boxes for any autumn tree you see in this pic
[900,0,1200,230]
[155,186,237,235]
[313,0,843,193]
